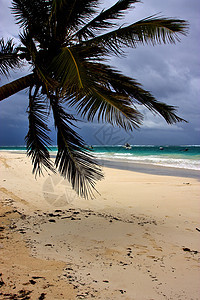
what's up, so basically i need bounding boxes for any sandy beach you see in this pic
[0,151,200,299]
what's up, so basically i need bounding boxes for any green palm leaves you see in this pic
[25,88,55,176]
[86,16,188,55]
[51,47,84,91]
[75,0,140,40]
[0,39,21,77]
[51,97,102,198]
[0,0,189,197]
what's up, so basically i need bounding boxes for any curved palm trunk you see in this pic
[0,73,35,101]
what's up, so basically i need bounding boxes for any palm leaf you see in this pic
[54,48,143,130]
[0,38,22,77]
[50,0,99,41]
[50,47,84,92]
[82,62,186,123]
[86,16,188,54]
[25,87,54,176]
[11,0,54,48]
[19,30,37,60]
[70,42,108,60]
[64,57,184,129]
[19,31,58,93]
[11,0,50,31]
[75,0,140,40]
[69,86,143,130]
[50,96,103,198]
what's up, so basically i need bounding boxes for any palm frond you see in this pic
[53,48,143,130]
[50,96,103,198]
[0,38,22,77]
[86,16,189,54]
[11,0,50,31]
[0,73,34,101]
[82,63,186,124]
[75,0,140,40]
[50,47,84,92]
[11,0,53,48]
[50,0,99,41]
[25,87,54,176]
[19,31,58,92]
[70,43,108,60]
[69,86,143,130]
[19,30,39,67]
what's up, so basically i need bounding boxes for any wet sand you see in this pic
[0,152,200,299]
[97,158,200,179]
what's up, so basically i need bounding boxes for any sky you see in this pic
[0,0,200,146]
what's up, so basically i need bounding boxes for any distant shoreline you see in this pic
[1,145,199,173]
[97,158,200,180]
[0,150,199,180]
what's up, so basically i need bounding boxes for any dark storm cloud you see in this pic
[108,0,200,137]
[0,0,200,145]
[0,0,18,40]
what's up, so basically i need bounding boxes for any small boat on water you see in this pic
[86,145,93,149]
[123,143,132,150]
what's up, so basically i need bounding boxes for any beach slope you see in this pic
[0,152,200,299]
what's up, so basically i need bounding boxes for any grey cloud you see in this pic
[0,0,18,40]
[0,0,199,145]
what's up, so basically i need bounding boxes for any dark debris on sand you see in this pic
[2,201,160,299]
[183,247,199,254]
[0,289,32,300]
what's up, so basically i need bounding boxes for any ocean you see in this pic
[0,145,200,171]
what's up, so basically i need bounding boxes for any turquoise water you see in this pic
[0,145,200,171]
[91,145,200,171]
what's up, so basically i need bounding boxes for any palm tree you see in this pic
[0,0,188,198]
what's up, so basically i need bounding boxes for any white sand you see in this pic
[0,152,200,299]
